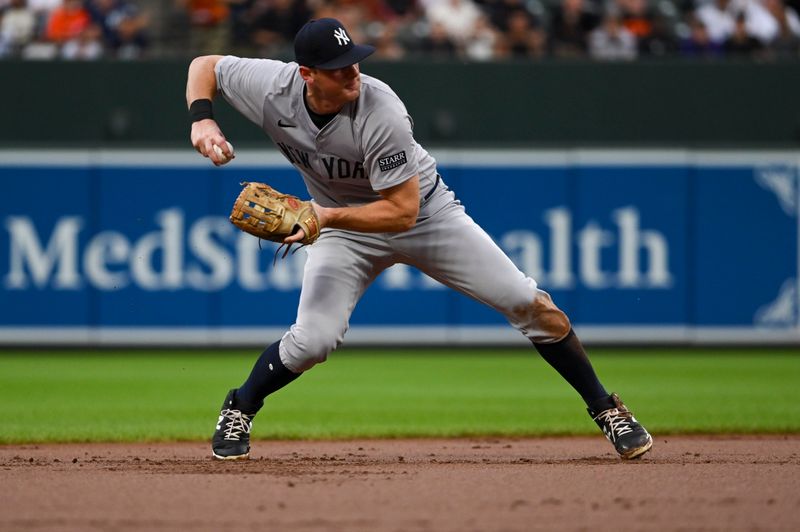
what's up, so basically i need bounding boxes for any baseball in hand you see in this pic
[213,141,235,163]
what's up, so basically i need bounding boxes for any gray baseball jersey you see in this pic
[215,57,556,372]
[216,57,446,213]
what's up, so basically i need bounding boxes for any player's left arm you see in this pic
[283,175,420,244]
[318,175,420,232]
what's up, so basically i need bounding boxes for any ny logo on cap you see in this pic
[333,27,350,46]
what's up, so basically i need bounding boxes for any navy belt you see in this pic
[423,174,441,202]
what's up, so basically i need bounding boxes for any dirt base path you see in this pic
[2,436,799,531]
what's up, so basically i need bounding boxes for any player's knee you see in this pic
[283,337,333,372]
[510,290,571,343]
[280,324,342,372]
[533,291,571,342]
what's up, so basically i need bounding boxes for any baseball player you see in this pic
[186,18,653,461]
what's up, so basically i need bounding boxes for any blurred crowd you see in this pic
[1,0,799,60]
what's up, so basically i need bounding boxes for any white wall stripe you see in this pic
[0,326,797,346]
[2,149,799,168]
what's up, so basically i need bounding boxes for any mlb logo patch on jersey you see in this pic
[378,151,407,172]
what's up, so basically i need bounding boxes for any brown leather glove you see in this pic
[229,182,320,245]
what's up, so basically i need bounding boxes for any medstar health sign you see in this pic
[0,149,797,345]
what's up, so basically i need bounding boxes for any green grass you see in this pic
[1,348,799,443]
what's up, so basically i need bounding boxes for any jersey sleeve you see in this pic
[215,56,284,127]
[362,98,419,191]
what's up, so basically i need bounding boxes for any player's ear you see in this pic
[299,66,314,83]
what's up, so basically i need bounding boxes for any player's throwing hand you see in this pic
[190,119,234,166]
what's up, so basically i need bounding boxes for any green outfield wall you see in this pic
[3,59,799,147]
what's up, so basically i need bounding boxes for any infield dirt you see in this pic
[1,436,798,531]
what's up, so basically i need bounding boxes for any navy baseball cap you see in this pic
[294,18,375,69]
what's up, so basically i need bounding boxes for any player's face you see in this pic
[310,64,362,104]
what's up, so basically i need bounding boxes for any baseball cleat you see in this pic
[212,389,254,460]
[588,393,653,460]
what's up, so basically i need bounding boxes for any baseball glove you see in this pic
[229,182,320,245]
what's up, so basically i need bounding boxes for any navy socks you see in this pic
[235,341,301,414]
[235,332,606,414]
[533,329,608,406]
